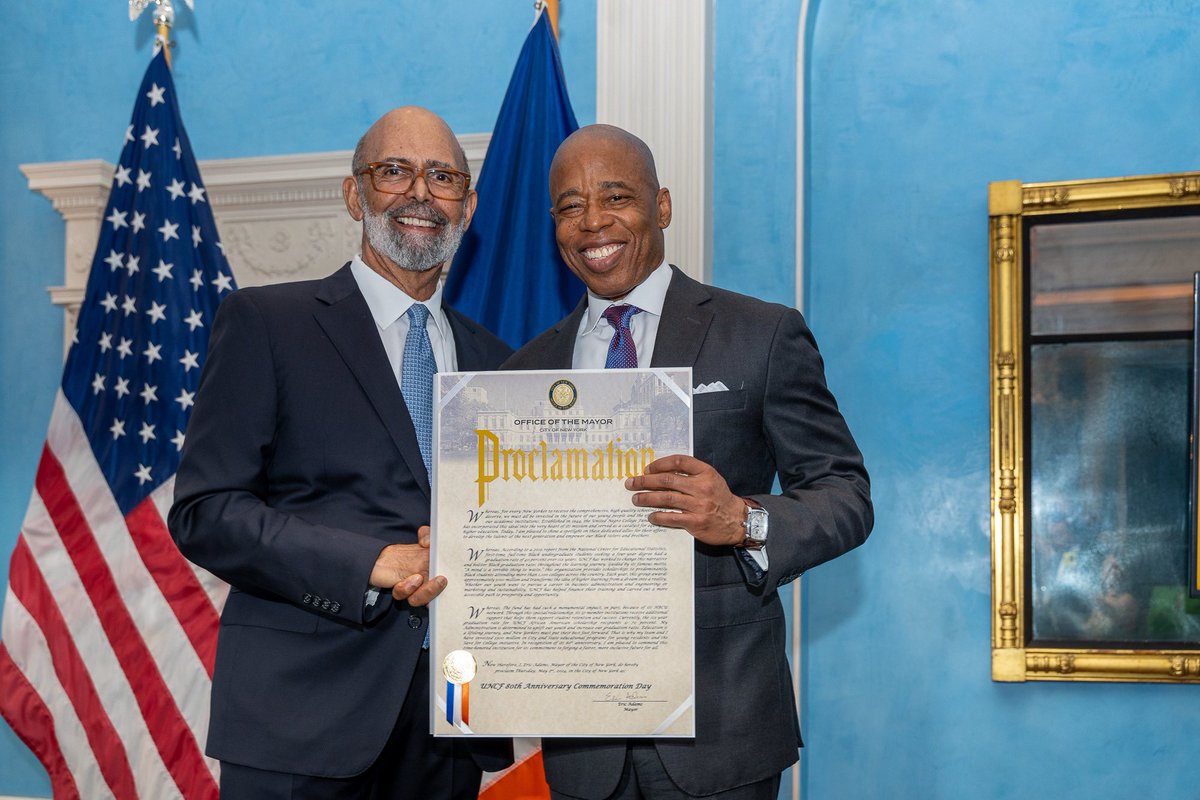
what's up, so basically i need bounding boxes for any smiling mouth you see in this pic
[395,216,440,229]
[582,243,625,260]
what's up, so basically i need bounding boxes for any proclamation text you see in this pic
[430,369,694,737]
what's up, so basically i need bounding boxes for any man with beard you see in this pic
[504,124,872,799]
[169,107,513,799]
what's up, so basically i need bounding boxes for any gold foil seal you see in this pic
[443,650,477,685]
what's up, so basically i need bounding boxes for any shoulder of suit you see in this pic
[443,306,516,358]
[669,267,800,322]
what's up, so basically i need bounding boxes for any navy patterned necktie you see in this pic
[401,303,435,476]
[603,304,642,369]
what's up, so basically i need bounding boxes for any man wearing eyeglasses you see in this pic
[505,124,873,799]
[170,107,513,799]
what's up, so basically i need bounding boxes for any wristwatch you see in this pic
[738,498,768,550]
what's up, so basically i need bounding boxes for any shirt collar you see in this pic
[580,262,671,337]
[350,255,450,336]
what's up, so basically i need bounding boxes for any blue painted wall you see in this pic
[804,1,1200,798]
[7,0,1200,796]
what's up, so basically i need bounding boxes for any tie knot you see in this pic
[406,303,430,327]
[602,303,640,331]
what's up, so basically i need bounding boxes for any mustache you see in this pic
[387,202,450,226]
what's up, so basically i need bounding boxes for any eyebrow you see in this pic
[378,156,457,170]
[553,180,636,205]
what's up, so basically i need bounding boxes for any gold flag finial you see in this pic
[129,0,195,67]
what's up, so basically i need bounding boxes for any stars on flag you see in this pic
[140,124,160,149]
[175,389,194,410]
[61,48,237,516]
[138,422,156,444]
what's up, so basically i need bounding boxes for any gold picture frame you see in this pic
[990,172,1200,683]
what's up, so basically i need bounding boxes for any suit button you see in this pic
[321,599,332,611]
[302,593,313,605]
[331,602,341,613]
[408,615,422,629]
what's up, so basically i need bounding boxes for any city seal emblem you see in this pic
[549,379,578,410]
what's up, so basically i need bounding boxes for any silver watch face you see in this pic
[746,507,768,542]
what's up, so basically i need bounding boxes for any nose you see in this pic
[579,202,610,232]
[406,171,433,202]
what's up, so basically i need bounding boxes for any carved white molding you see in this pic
[22,134,490,349]
[596,0,712,282]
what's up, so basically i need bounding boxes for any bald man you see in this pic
[170,107,513,799]
[505,124,873,799]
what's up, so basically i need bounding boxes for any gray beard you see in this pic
[361,201,466,272]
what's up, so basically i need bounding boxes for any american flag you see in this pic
[0,49,233,799]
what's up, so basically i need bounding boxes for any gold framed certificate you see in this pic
[430,368,695,736]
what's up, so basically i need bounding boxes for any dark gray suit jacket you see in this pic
[503,267,872,797]
[169,264,514,777]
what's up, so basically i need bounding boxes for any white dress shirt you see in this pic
[350,256,455,606]
[350,256,458,377]
[572,262,672,369]
[570,262,768,569]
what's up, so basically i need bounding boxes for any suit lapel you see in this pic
[649,266,713,369]
[447,308,488,371]
[530,297,587,369]
[312,264,431,499]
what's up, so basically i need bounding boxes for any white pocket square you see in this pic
[693,381,729,394]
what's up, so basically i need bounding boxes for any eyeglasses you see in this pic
[356,161,472,200]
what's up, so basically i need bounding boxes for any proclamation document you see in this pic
[430,368,694,737]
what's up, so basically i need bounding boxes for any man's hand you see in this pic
[625,455,746,546]
[369,525,447,607]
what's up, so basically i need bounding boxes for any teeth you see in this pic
[397,216,437,228]
[583,243,624,260]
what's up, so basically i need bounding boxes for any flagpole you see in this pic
[129,0,192,68]
[535,0,559,39]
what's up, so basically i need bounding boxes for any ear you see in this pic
[656,187,672,230]
[460,189,479,231]
[343,175,364,222]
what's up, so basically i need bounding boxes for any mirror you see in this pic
[989,173,1200,682]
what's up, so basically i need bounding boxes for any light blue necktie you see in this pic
[401,304,436,649]
[401,303,435,477]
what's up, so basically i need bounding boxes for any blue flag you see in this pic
[444,10,581,349]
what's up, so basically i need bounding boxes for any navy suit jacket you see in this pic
[503,267,873,797]
[169,264,514,777]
